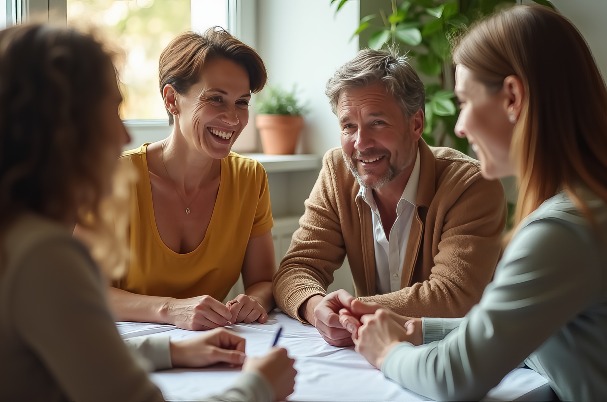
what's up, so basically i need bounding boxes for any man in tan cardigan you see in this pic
[272,48,506,346]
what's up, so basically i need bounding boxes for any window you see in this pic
[66,0,230,121]
[1,0,23,28]
[14,0,258,151]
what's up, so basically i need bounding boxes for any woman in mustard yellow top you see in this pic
[110,27,275,330]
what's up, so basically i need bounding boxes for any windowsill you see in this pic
[123,121,321,173]
[242,153,321,173]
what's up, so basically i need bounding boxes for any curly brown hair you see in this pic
[0,23,119,233]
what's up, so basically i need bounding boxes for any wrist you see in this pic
[377,341,401,369]
[158,297,174,324]
[300,295,323,324]
[169,340,186,367]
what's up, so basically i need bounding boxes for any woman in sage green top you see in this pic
[338,5,607,401]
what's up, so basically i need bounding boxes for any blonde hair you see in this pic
[453,5,607,233]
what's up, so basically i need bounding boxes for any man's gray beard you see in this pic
[343,152,395,190]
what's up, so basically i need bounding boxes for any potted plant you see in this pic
[255,85,308,155]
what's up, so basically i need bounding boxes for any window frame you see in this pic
[20,0,259,152]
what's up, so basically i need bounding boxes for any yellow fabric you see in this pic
[116,144,273,301]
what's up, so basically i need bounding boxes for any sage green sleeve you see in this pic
[380,219,603,400]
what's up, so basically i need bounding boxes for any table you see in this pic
[118,311,554,401]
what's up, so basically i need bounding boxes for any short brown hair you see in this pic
[159,27,267,124]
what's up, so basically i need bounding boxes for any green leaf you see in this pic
[442,1,459,19]
[418,53,442,76]
[421,18,443,37]
[446,14,468,30]
[335,0,349,13]
[430,94,456,117]
[368,30,391,50]
[428,32,451,59]
[426,5,444,19]
[353,21,370,37]
[395,27,422,46]
[388,10,406,25]
[360,14,376,24]
[433,90,455,101]
[255,85,308,116]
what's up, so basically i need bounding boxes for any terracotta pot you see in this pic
[256,114,304,155]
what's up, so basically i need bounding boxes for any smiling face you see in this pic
[172,57,251,159]
[454,65,516,179]
[337,82,423,191]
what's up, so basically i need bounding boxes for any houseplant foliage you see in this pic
[255,85,309,154]
[330,0,554,152]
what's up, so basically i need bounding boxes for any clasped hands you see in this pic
[165,293,267,331]
[305,289,422,368]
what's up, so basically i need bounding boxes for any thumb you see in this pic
[212,347,246,365]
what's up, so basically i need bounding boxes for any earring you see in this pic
[508,112,517,124]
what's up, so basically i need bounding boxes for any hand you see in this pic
[338,298,384,334]
[306,289,356,347]
[163,295,232,330]
[226,294,268,324]
[243,347,297,401]
[353,309,421,368]
[170,328,246,368]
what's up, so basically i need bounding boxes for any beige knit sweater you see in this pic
[273,141,506,321]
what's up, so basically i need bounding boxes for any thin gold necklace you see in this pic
[160,142,201,215]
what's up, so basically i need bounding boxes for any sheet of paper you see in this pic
[116,321,176,339]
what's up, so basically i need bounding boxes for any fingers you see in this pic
[193,296,232,328]
[332,289,356,309]
[210,347,246,366]
[214,328,247,353]
[315,318,354,347]
[349,299,383,316]
[226,294,266,324]
[338,308,361,334]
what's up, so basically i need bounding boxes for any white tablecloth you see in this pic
[118,311,553,401]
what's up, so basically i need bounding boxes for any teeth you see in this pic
[209,128,233,140]
[360,156,382,163]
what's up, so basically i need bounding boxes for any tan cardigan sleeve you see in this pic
[272,149,349,321]
[359,167,506,317]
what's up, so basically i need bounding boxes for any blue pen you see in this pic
[271,326,283,347]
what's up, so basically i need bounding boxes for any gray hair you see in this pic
[325,48,425,117]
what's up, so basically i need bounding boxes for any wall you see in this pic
[549,0,607,82]
[256,0,359,155]
[253,0,607,294]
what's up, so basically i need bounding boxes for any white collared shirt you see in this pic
[359,150,420,294]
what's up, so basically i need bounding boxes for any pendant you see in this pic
[185,207,191,215]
